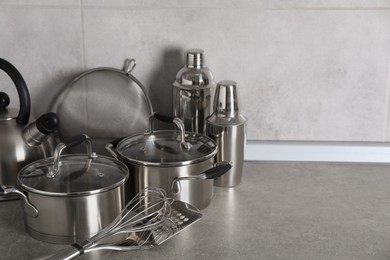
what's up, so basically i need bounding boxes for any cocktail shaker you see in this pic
[206,80,247,187]
[173,49,216,134]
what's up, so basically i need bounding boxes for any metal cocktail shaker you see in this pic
[173,49,216,134]
[207,80,247,187]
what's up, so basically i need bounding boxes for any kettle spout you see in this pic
[23,112,59,146]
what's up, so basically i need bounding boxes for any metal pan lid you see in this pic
[18,135,129,196]
[115,117,217,167]
[50,59,153,140]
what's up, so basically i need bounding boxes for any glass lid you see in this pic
[18,155,128,196]
[117,130,217,166]
[18,134,128,196]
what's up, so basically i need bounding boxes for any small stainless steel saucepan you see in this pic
[0,134,129,244]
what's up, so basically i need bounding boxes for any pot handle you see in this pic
[171,161,232,194]
[0,58,30,125]
[148,112,191,150]
[105,136,127,160]
[0,185,38,217]
[47,134,96,178]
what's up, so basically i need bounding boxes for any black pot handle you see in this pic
[153,112,175,123]
[203,161,232,179]
[0,58,30,125]
[63,134,89,148]
[171,161,232,194]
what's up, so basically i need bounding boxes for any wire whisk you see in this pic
[34,187,202,260]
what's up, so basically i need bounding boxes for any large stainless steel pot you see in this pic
[106,113,231,210]
[0,134,129,244]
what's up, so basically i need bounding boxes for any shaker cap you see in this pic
[207,80,247,126]
[186,49,204,69]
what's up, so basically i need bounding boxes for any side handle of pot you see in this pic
[0,185,38,217]
[171,161,232,194]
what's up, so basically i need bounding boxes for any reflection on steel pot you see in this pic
[0,58,59,197]
[106,113,231,210]
[0,134,129,244]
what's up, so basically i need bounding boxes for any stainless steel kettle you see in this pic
[0,58,59,198]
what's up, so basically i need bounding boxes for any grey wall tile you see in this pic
[1,1,389,142]
[82,7,390,141]
[82,0,390,9]
[0,0,79,6]
[0,5,83,118]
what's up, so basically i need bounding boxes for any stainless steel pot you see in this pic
[0,134,129,244]
[106,113,231,210]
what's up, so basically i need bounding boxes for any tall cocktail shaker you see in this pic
[173,49,216,134]
[207,80,247,187]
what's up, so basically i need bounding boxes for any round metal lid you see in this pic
[117,130,217,166]
[17,154,129,196]
[50,59,153,140]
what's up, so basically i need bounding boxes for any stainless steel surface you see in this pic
[46,135,95,179]
[170,161,231,194]
[24,190,124,244]
[173,49,216,134]
[145,115,192,151]
[0,135,129,244]
[207,81,247,187]
[0,59,58,199]
[0,185,38,217]
[0,122,55,188]
[36,187,202,260]
[51,58,153,144]
[106,116,219,209]
[113,115,216,167]
[23,122,51,146]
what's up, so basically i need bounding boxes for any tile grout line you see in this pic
[80,0,89,133]
[383,53,390,142]
[80,0,86,70]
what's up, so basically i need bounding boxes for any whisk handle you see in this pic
[31,244,84,260]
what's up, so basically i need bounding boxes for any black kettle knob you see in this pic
[36,112,60,135]
[0,92,10,110]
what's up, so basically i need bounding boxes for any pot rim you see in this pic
[17,154,129,197]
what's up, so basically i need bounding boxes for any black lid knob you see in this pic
[36,112,60,135]
[0,92,10,110]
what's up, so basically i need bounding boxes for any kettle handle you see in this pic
[0,58,30,125]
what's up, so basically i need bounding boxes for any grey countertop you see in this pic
[1,161,390,260]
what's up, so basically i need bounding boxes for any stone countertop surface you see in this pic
[1,161,390,259]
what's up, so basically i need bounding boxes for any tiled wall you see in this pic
[1,0,390,141]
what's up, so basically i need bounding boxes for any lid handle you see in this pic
[0,58,31,125]
[147,112,192,150]
[47,134,96,178]
[0,92,10,110]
